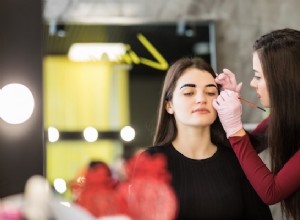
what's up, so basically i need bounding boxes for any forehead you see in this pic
[176,68,216,87]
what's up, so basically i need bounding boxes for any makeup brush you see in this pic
[238,97,266,112]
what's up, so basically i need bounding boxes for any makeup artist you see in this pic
[213,28,300,220]
[139,57,272,219]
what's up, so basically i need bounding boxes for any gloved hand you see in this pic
[215,68,243,93]
[212,90,243,138]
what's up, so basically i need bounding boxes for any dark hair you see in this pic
[153,57,229,149]
[253,28,300,219]
[89,160,111,173]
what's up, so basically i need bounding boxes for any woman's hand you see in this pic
[215,69,243,93]
[212,90,243,138]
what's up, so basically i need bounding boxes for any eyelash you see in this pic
[253,76,261,80]
[206,92,217,96]
[184,92,193,96]
[183,92,216,96]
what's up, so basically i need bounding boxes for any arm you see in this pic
[230,134,300,204]
[241,170,273,220]
[213,90,300,204]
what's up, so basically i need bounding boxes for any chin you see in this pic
[195,121,214,127]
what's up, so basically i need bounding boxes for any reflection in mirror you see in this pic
[43,22,216,200]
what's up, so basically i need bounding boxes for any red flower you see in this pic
[73,154,178,219]
[116,153,178,220]
[125,152,172,183]
[75,163,119,217]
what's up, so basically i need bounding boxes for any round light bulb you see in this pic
[0,83,35,124]
[120,126,135,142]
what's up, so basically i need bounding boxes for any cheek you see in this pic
[173,95,192,107]
[258,82,270,106]
[208,100,218,119]
[211,108,218,120]
[263,86,270,105]
[259,81,268,94]
[172,99,187,113]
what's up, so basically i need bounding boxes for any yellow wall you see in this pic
[46,140,122,181]
[43,56,129,185]
[44,56,129,130]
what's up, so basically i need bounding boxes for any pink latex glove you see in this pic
[215,69,243,93]
[212,90,243,138]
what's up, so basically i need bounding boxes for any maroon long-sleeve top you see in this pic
[229,117,300,204]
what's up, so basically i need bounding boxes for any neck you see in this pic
[172,127,217,159]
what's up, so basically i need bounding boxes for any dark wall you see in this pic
[0,0,43,197]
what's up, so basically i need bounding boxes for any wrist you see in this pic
[230,128,246,137]
[226,126,244,139]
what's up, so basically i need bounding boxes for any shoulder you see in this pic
[217,146,241,166]
[217,145,235,157]
[251,116,269,135]
[214,147,246,179]
[144,144,172,155]
[249,116,269,153]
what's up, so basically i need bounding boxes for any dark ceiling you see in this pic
[43,21,212,56]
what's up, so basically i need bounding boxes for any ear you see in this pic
[165,101,174,114]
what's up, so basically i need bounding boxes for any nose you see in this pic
[250,78,256,88]
[195,91,207,104]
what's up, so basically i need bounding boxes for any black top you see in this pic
[145,143,272,220]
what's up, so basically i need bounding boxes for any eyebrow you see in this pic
[206,84,218,88]
[179,83,217,89]
[180,83,196,89]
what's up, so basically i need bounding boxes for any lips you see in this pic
[192,108,210,113]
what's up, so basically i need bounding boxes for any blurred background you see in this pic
[1,0,300,199]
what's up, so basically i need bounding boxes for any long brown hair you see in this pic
[152,57,229,149]
[253,28,300,219]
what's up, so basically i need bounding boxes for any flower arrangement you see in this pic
[72,152,178,220]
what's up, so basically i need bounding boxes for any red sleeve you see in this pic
[229,134,300,204]
[250,116,269,135]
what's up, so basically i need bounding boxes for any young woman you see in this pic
[213,28,300,220]
[141,57,272,219]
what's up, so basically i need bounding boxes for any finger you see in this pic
[221,90,237,101]
[221,90,231,97]
[217,93,226,103]
[236,82,243,93]
[215,74,229,86]
[223,69,237,85]
[223,68,235,78]
[212,99,219,110]
[215,73,226,82]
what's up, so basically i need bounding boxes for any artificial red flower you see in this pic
[73,154,178,220]
[75,162,119,217]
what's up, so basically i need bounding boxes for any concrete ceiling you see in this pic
[42,0,217,56]
[43,0,203,24]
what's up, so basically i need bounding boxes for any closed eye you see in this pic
[206,92,217,96]
[184,92,194,96]
[204,87,218,97]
